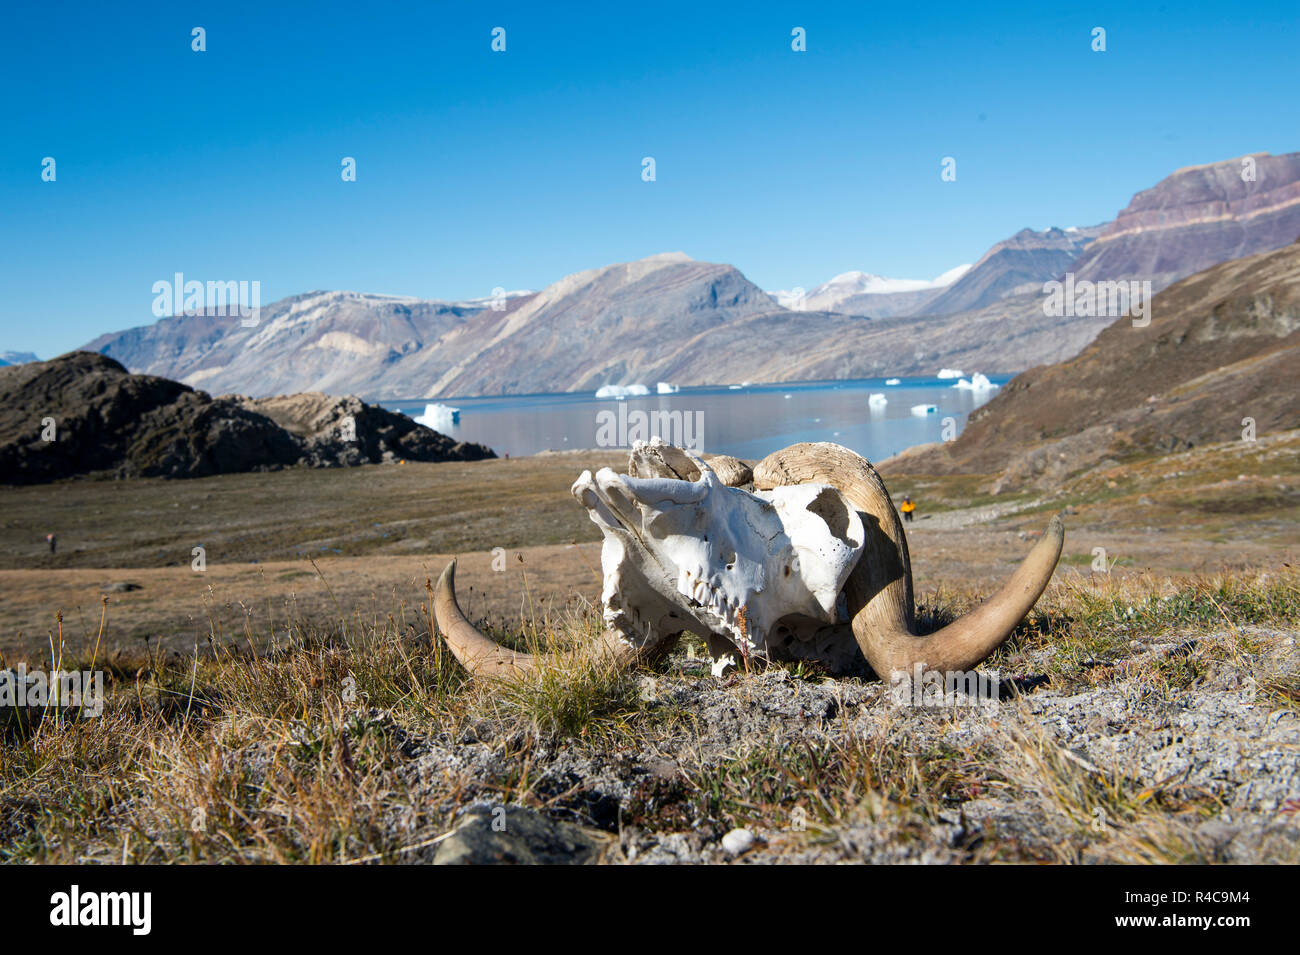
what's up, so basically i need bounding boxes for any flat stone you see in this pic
[433,804,610,865]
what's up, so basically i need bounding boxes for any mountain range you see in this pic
[74,151,1300,400]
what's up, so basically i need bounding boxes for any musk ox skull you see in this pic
[573,441,867,675]
[433,440,1065,680]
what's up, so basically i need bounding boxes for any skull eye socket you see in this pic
[806,487,852,543]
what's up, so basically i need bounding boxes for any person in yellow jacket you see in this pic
[900,496,916,522]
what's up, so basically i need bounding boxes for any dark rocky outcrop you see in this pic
[236,391,493,468]
[0,353,494,485]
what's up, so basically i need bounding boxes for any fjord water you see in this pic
[385,376,1008,462]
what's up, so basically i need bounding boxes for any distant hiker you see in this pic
[46,533,57,554]
[900,496,915,523]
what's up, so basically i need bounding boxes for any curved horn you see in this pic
[754,443,1063,678]
[433,559,639,678]
[434,559,536,676]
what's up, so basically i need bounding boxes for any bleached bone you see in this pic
[572,443,864,675]
[628,437,753,488]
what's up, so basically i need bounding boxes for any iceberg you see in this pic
[868,393,888,408]
[656,382,680,394]
[885,378,901,385]
[951,372,999,391]
[910,403,938,416]
[414,403,460,432]
[937,368,964,379]
[595,384,651,398]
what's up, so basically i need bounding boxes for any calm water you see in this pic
[383,376,1009,462]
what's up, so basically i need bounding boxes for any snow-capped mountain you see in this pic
[768,264,971,317]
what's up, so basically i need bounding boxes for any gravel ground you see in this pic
[344,626,1300,864]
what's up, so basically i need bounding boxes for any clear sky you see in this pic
[2,0,1296,358]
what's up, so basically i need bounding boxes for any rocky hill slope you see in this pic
[890,239,1300,490]
[1069,152,1300,292]
[0,353,493,484]
[83,291,492,400]
[920,226,1105,315]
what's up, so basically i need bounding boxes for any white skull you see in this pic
[572,448,865,674]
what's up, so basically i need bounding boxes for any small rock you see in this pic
[721,827,755,856]
[637,675,660,702]
[433,805,608,865]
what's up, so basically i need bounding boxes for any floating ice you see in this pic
[595,384,651,398]
[952,372,999,391]
[415,403,460,432]
[885,378,901,385]
[656,382,680,394]
[937,368,964,379]
[868,393,888,408]
[910,403,938,416]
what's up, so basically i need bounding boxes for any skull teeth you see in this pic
[679,569,744,629]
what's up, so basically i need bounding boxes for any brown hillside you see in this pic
[890,239,1300,490]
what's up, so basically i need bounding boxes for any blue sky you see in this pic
[2,0,1296,358]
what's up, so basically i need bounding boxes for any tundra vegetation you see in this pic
[1,564,1297,863]
[1,434,1297,864]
